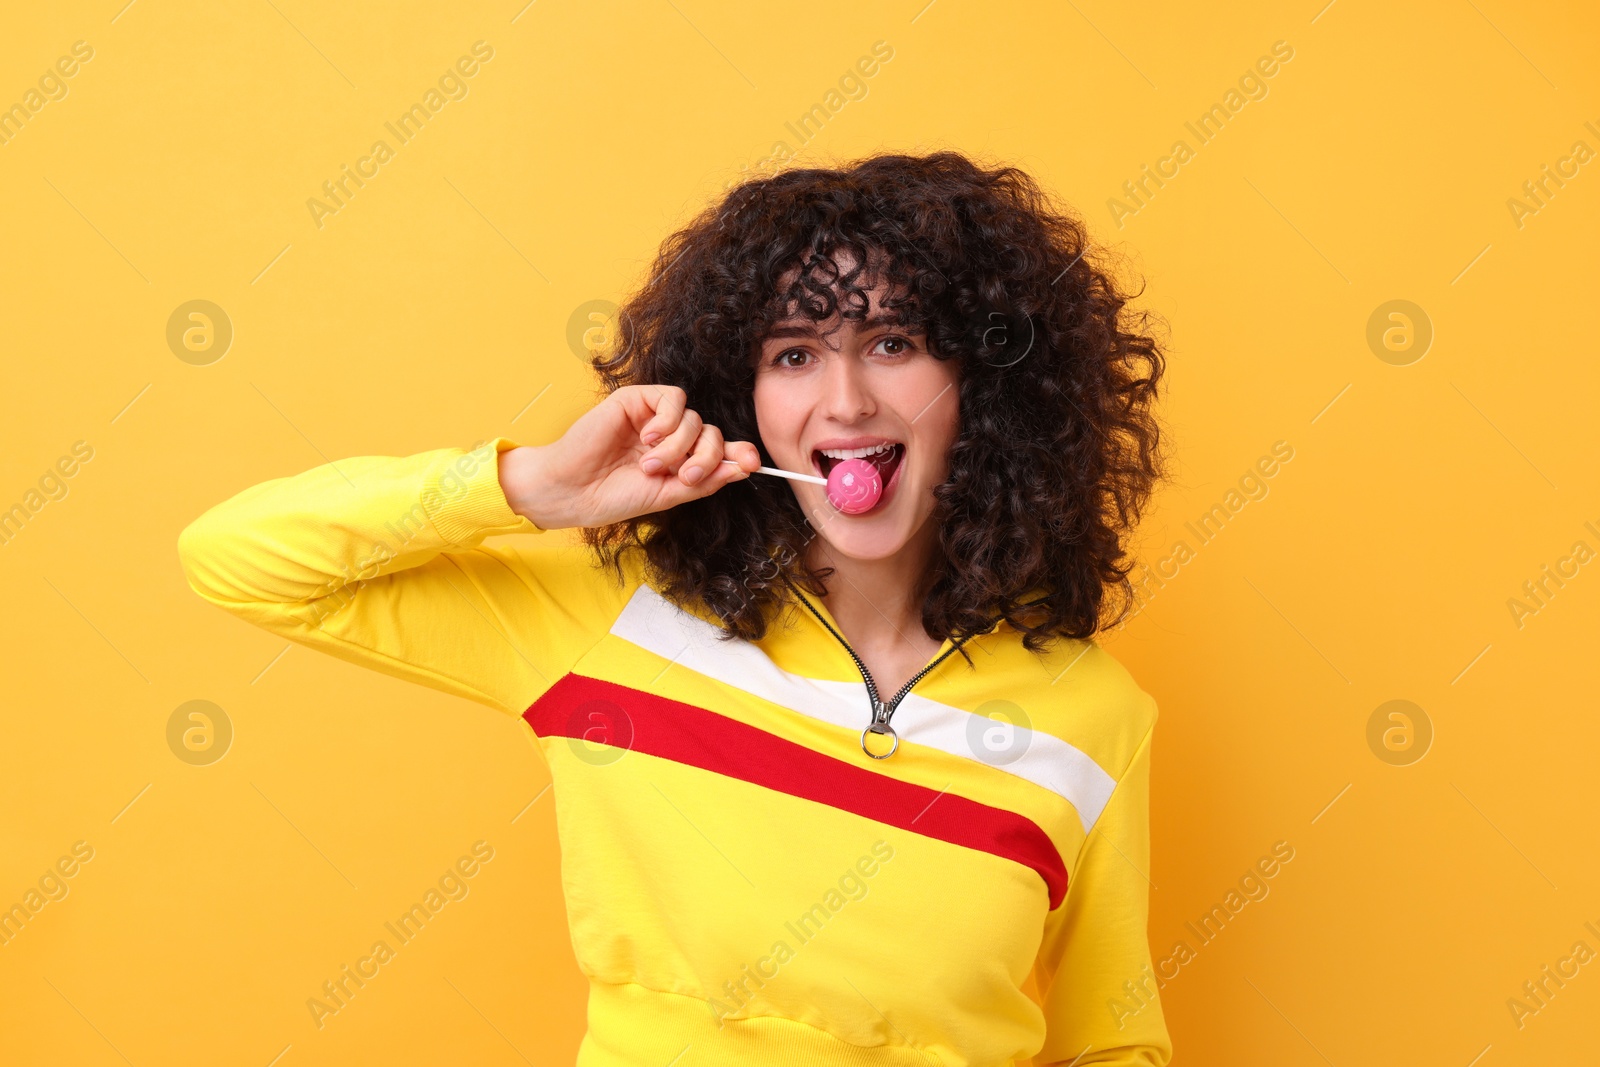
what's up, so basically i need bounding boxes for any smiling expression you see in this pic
[750,253,962,561]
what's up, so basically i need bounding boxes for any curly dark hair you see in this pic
[580,150,1169,657]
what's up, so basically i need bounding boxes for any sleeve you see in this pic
[176,435,618,717]
[1030,719,1170,1066]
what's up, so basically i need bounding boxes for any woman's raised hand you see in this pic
[497,384,761,530]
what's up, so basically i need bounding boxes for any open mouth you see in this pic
[813,442,904,479]
[811,442,907,513]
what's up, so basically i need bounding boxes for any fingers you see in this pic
[640,406,702,475]
[634,385,686,447]
[680,425,761,490]
[688,433,765,498]
[656,426,762,499]
[624,384,760,493]
[677,422,724,487]
[682,431,766,489]
[722,439,761,473]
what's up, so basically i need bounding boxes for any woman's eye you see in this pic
[772,348,809,368]
[877,334,916,356]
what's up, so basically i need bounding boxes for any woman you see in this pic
[179,151,1171,1066]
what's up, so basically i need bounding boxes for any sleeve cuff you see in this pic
[421,436,544,544]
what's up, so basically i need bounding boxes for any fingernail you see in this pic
[642,431,661,445]
[642,457,663,473]
[682,465,702,484]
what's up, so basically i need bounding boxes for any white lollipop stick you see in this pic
[720,458,827,486]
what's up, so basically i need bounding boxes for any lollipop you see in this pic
[824,458,883,514]
[720,456,884,514]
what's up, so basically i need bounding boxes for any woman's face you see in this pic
[751,264,961,562]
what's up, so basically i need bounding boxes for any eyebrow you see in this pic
[762,312,919,342]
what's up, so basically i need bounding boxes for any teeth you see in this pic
[818,442,896,460]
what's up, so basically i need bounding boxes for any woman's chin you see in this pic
[808,495,929,561]
[814,525,911,561]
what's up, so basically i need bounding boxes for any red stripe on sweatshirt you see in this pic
[523,672,1068,908]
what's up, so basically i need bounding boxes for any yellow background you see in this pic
[3,0,1597,1063]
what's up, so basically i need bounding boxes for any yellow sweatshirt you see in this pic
[176,436,1172,1067]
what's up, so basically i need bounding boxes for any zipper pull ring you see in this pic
[861,699,899,760]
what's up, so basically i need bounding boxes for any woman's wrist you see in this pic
[498,445,569,530]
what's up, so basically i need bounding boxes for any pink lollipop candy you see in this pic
[826,458,883,514]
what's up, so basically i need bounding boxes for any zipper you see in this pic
[780,571,977,760]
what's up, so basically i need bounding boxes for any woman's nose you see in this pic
[819,355,875,421]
